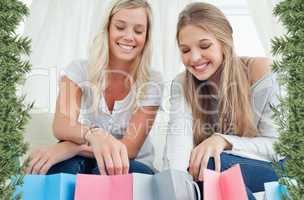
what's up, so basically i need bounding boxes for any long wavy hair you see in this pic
[87,0,153,114]
[176,2,257,146]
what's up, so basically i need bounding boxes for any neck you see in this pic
[108,56,135,73]
[108,57,136,83]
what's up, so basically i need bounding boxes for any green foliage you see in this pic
[0,0,32,199]
[272,0,304,199]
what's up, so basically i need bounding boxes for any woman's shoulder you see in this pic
[247,57,280,100]
[60,59,89,87]
[247,57,272,87]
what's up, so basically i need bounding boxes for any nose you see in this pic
[190,49,202,65]
[123,29,135,42]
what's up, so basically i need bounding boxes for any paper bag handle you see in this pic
[186,180,201,200]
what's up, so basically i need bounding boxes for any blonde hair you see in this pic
[176,2,257,146]
[87,0,153,114]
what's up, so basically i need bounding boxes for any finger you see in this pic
[95,154,106,175]
[193,151,205,181]
[120,146,129,174]
[103,153,114,175]
[112,149,123,175]
[27,152,43,174]
[39,161,52,175]
[198,152,210,181]
[32,156,49,175]
[188,149,197,177]
[214,153,221,172]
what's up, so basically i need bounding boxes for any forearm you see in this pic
[53,114,89,145]
[120,127,146,159]
[215,133,277,158]
[120,117,155,159]
[78,145,94,158]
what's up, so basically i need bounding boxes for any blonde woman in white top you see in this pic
[27,0,163,175]
[164,2,284,199]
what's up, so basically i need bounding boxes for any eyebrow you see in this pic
[113,19,146,28]
[179,39,211,47]
[199,39,211,42]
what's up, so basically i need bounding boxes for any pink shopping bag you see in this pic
[204,164,248,200]
[74,174,133,200]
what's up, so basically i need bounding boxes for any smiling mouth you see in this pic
[192,62,210,71]
[117,43,135,52]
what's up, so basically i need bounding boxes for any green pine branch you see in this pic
[0,0,32,199]
[272,0,304,199]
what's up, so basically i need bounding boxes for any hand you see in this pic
[26,141,81,175]
[189,134,231,181]
[86,128,129,175]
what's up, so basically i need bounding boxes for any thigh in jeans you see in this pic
[207,153,283,193]
[47,156,95,175]
[128,160,154,175]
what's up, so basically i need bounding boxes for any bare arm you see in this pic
[52,76,89,144]
[120,106,159,159]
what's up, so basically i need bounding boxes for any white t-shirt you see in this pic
[60,60,163,170]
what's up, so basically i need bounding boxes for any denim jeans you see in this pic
[197,153,285,200]
[47,156,154,175]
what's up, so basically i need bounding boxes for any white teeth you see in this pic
[194,63,208,70]
[118,43,134,50]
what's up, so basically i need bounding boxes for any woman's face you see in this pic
[108,7,148,66]
[178,25,223,81]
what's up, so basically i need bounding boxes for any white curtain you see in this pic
[22,0,112,112]
[23,0,111,68]
[246,0,285,57]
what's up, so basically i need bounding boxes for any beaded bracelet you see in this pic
[83,126,102,145]
[81,126,94,144]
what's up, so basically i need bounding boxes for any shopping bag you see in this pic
[18,175,45,200]
[17,173,76,200]
[133,170,200,200]
[204,164,248,200]
[264,181,288,200]
[154,169,200,200]
[45,173,76,200]
[74,174,133,200]
[132,173,155,200]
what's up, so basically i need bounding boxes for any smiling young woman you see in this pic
[164,2,284,199]
[26,0,163,176]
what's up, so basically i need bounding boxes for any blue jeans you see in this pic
[197,153,285,200]
[47,156,154,175]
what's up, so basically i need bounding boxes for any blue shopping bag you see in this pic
[264,181,289,200]
[16,173,76,200]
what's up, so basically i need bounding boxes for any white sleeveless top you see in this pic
[60,60,163,170]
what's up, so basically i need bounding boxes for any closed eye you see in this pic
[181,48,190,54]
[135,30,144,35]
[116,25,125,31]
[200,44,212,50]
